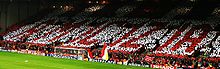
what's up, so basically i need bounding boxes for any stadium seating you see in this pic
[1,4,220,68]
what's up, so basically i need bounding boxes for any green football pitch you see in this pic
[0,51,152,69]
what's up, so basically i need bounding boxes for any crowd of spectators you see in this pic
[0,4,220,69]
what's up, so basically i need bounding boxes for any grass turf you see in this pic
[0,51,152,69]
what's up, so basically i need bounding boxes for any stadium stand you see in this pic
[0,0,220,69]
